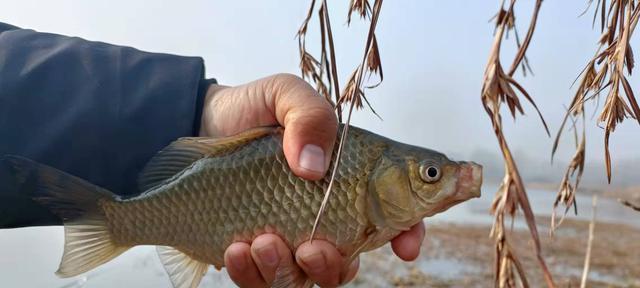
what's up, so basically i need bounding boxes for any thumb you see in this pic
[269,74,338,181]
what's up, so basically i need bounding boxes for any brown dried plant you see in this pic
[579,195,598,288]
[481,0,555,287]
[550,114,586,232]
[298,0,341,119]
[620,198,640,211]
[348,0,371,24]
[297,0,385,241]
[296,0,640,286]
[554,0,640,221]
[550,68,589,232]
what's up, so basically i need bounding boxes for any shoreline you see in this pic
[513,181,640,200]
[352,217,640,287]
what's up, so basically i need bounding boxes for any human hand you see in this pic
[200,73,426,287]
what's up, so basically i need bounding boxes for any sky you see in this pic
[0,0,637,176]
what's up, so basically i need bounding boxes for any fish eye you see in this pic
[419,164,441,183]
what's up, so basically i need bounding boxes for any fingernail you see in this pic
[228,252,247,271]
[340,259,360,284]
[348,258,359,271]
[299,251,326,274]
[299,144,325,173]
[256,244,279,268]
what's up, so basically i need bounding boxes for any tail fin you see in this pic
[3,156,131,277]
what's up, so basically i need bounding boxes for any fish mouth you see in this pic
[455,161,483,200]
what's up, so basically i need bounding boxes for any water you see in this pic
[430,184,640,229]
[415,258,478,280]
[0,184,636,287]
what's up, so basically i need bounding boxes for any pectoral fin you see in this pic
[156,246,210,288]
[138,126,280,191]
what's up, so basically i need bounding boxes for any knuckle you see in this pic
[267,73,305,93]
[295,107,337,127]
[271,72,303,83]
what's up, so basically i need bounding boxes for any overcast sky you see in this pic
[1,0,638,174]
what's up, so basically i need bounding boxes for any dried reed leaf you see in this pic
[551,114,585,233]
[365,34,384,88]
[344,0,384,109]
[300,51,321,80]
[320,0,344,119]
[551,60,592,232]
[513,28,535,77]
[297,0,344,119]
[619,198,640,211]
[507,0,542,77]
[483,0,555,287]
[297,0,316,38]
[339,68,364,109]
[621,76,640,120]
[556,0,640,194]
[304,0,385,242]
[347,0,371,24]
[507,77,550,135]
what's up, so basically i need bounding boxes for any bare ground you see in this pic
[351,217,640,287]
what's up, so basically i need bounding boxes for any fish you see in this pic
[1,124,482,288]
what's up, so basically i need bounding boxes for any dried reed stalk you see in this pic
[554,1,640,225]
[298,0,342,120]
[297,0,385,241]
[580,195,598,288]
[482,0,554,287]
[551,112,585,233]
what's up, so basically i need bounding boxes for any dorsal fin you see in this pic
[157,246,209,288]
[138,126,280,192]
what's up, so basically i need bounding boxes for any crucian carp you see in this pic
[2,125,482,288]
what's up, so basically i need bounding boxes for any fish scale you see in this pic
[101,128,381,267]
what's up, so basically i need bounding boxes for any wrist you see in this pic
[194,78,218,136]
[200,84,230,137]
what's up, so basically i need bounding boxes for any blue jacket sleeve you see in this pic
[0,23,216,227]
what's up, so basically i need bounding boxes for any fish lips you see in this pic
[455,161,483,200]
